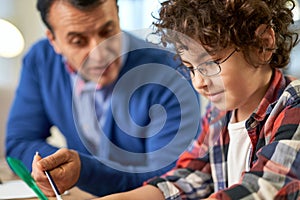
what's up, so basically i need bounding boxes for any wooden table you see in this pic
[0,158,97,200]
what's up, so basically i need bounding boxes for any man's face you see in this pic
[47,0,122,86]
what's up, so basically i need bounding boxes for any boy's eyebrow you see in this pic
[180,51,212,67]
[197,51,211,60]
[192,51,212,63]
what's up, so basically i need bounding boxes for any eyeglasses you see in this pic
[177,49,236,80]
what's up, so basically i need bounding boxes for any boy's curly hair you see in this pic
[153,0,299,69]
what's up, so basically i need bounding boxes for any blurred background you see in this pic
[0,0,161,158]
[0,0,300,159]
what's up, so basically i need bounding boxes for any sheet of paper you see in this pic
[0,180,37,199]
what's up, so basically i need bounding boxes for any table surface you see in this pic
[0,158,97,200]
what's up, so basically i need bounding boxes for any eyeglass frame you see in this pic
[177,49,237,79]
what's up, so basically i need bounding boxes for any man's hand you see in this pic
[31,148,81,196]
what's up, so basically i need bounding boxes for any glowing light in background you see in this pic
[293,0,300,21]
[0,19,25,58]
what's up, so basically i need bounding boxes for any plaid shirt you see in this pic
[148,69,300,199]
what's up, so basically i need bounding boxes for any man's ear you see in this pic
[255,24,276,64]
[46,29,62,54]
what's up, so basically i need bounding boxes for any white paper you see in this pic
[0,180,37,199]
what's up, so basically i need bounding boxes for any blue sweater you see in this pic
[6,34,200,196]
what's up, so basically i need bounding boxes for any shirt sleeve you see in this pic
[146,110,216,200]
[211,80,300,200]
[147,80,300,200]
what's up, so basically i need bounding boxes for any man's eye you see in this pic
[100,29,114,37]
[70,37,87,47]
[99,24,117,37]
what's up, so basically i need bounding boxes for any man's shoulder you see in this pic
[25,38,57,59]
[126,32,175,54]
[125,32,179,66]
[29,38,53,51]
[22,38,64,74]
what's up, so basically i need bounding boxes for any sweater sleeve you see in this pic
[5,41,59,170]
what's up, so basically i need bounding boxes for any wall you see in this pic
[286,21,300,77]
[0,0,45,158]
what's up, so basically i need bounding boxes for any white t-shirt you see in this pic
[227,115,251,187]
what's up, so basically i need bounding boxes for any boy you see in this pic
[94,0,300,199]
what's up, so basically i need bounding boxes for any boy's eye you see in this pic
[182,61,192,68]
[202,61,217,67]
[177,47,185,54]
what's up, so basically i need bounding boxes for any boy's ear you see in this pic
[255,24,276,64]
[46,29,62,54]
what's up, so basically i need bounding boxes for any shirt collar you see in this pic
[250,69,287,122]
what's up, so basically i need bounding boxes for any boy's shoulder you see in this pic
[272,77,300,113]
[281,79,300,104]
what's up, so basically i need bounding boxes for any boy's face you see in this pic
[46,0,122,87]
[179,40,273,117]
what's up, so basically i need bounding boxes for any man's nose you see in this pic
[90,36,105,49]
[88,37,108,61]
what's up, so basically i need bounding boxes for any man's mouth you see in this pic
[84,64,110,75]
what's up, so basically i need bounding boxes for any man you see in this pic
[5,0,199,197]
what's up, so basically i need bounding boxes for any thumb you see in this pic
[38,148,69,171]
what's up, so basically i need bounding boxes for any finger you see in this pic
[47,168,67,195]
[32,167,55,196]
[34,152,42,161]
[32,152,42,170]
[37,181,56,197]
[32,153,57,197]
[32,153,46,179]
